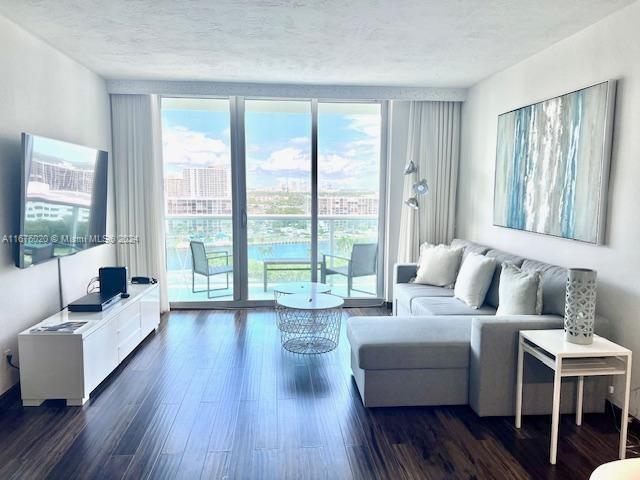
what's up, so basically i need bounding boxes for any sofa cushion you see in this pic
[394,283,454,311]
[411,296,496,316]
[450,238,490,260]
[485,249,526,308]
[347,316,471,370]
[521,259,568,316]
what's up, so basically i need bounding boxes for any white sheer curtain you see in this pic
[397,101,461,263]
[111,94,169,312]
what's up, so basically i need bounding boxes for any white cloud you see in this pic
[319,154,379,182]
[348,114,381,138]
[344,138,380,159]
[261,147,310,172]
[319,153,351,175]
[162,126,229,166]
[290,136,310,145]
[258,148,371,179]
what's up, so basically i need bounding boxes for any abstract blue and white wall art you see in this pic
[493,81,616,244]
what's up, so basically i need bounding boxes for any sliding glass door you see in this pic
[244,100,312,300]
[161,97,385,306]
[318,103,382,298]
[161,98,234,302]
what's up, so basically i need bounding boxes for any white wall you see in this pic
[457,1,640,414]
[0,14,115,396]
[384,101,411,302]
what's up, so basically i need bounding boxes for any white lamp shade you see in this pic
[413,179,429,195]
[404,197,419,210]
[404,160,417,175]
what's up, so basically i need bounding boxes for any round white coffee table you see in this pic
[276,293,344,354]
[273,281,331,298]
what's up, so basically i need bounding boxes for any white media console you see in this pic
[18,284,160,406]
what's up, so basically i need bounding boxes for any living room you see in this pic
[0,1,639,478]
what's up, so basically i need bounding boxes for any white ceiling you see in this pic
[0,0,634,87]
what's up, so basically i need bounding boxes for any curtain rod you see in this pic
[106,80,467,102]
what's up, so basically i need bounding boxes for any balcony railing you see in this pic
[164,214,379,301]
[165,213,377,252]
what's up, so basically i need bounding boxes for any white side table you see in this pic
[516,330,632,465]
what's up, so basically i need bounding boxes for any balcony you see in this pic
[166,214,379,303]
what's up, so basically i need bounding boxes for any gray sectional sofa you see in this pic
[347,239,608,417]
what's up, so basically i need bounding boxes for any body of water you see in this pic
[167,241,339,270]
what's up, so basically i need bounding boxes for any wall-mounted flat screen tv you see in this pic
[16,133,108,268]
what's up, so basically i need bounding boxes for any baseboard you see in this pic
[607,399,640,432]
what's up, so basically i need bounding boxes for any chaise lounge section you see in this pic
[348,239,608,416]
[349,316,471,407]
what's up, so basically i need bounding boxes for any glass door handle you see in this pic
[241,208,247,228]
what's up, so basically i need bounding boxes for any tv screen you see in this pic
[16,133,108,268]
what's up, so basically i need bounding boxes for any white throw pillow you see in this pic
[414,244,463,287]
[496,262,543,315]
[454,253,497,308]
[416,242,433,266]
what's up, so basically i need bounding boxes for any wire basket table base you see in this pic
[281,336,338,355]
[275,291,343,355]
[277,306,342,354]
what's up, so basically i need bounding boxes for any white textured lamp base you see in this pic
[564,268,597,345]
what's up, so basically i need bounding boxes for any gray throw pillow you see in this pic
[496,262,543,315]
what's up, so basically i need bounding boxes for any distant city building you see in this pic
[25,202,90,222]
[165,176,184,198]
[24,160,94,222]
[166,198,232,216]
[319,180,340,192]
[319,196,378,216]
[31,159,94,194]
[278,177,309,193]
[165,166,377,216]
[165,165,230,199]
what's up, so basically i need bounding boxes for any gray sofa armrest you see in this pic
[394,263,418,285]
[469,314,564,417]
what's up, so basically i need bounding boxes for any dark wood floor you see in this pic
[0,307,634,479]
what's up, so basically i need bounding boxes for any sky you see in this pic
[31,135,100,170]
[161,100,381,191]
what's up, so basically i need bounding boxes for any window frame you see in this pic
[162,95,389,309]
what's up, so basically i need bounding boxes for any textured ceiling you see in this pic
[0,0,634,87]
